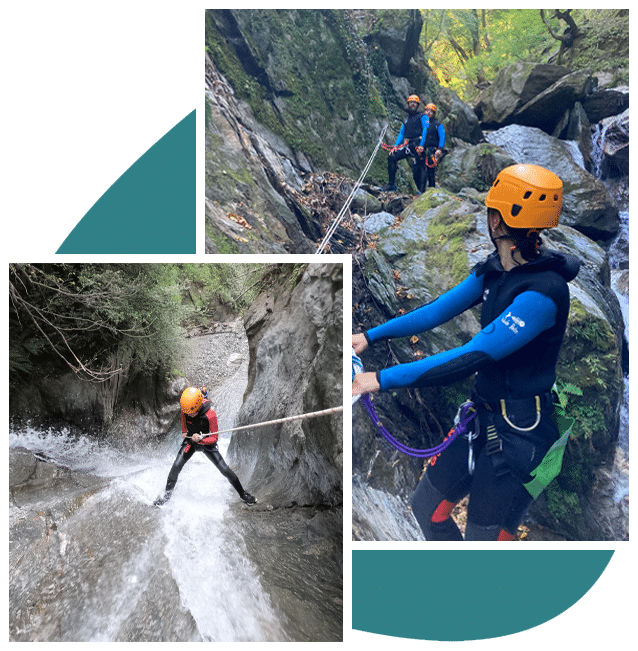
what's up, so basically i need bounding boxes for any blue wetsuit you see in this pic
[387,112,429,189]
[362,249,580,540]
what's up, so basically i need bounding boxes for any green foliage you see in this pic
[9,264,187,388]
[422,9,628,102]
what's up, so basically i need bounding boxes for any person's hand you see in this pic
[192,433,202,443]
[352,333,368,355]
[416,146,424,155]
[352,371,380,397]
[435,149,442,160]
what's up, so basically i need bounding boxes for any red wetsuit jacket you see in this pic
[180,400,219,445]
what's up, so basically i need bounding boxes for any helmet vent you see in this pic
[523,191,532,199]
[539,194,547,201]
[511,204,523,217]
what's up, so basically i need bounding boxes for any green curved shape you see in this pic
[0,0,196,253]
[352,550,638,651]
[353,550,613,641]
[56,111,195,254]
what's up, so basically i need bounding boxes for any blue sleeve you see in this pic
[419,115,429,148]
[366,272,484,344]
[437,124,445,149]
[394,123,406,147]
[378,291,558,391]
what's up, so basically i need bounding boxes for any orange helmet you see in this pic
[180,387,204,416]
[424,103,437,112]
[485,164,563,229]
[407,94,420,104]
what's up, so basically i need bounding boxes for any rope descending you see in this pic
[185,405,343,438]
[315,125,388,255]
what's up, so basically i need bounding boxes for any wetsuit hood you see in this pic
[475,249,580,282]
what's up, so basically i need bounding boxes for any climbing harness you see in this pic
[352,349,476,458]
[316,125,388,254]
[184,405,343,438]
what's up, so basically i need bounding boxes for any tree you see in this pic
[9,264,185,386]
[540,9,582,65]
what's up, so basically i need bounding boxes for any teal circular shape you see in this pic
[352,550,613,640]
[56,111,195,254]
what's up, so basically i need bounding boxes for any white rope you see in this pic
[315,125,388,254]
[185,405,343,438]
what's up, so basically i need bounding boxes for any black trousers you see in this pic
[411,395,559,540]
[165,440,245,496]
[387,140,423,188]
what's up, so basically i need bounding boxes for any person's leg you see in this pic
[464,402,559,540]
[412,157,425,193]
[202,446,256,503]
[154,442,195,506]
[463,448,533,540]
[411,435,474,540]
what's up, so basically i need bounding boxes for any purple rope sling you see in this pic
[359,393,476,458]
[353,350,477,459]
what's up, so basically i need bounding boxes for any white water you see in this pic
[10,422,286,641]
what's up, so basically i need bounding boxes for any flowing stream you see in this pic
[9,328,292,642]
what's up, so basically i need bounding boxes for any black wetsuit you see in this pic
[364,249,580,540]
[387,112,428,189]
[157,400,249,503]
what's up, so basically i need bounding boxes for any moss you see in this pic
[207,9,390,178]
[557,297,621,444]
[205,222,242,254]
[422,192,473,284]
[544,483,582,525]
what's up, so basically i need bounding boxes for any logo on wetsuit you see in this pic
[501,311,526,334]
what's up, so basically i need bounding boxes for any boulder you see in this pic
[474,62,572,128]
[485,124,619,240]
[364,9,423,76]
[437,86,484,145]
[512,68,595,134]
[438,140,516,193]
[583,86,629,123]
[591,109,629,179]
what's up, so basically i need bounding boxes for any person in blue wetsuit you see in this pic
[353,164,580,541]
[419,103,446,191]
[383,95,428,193]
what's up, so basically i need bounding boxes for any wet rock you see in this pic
[232,263,343,509]
[583,86,629,123]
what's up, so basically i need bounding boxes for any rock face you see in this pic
[353,188,624,540]
[205,8,481,253]
[229,263,343,508]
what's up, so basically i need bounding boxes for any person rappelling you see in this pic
[153,387,257,506]
[382,95,428,193]
[353,164,580,541]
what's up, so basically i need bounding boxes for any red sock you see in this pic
[497,529,515,541]
[431,500,457,523]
